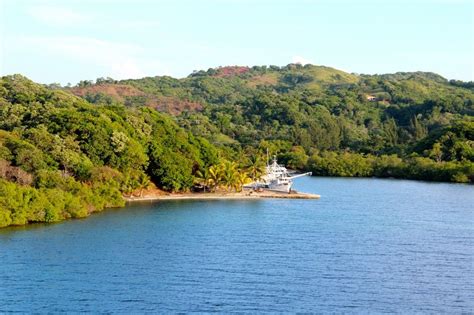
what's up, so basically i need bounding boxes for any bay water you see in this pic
[1,177,473,312]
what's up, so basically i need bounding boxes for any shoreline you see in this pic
[124,190,320,202]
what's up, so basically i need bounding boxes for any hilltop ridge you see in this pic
[67,64,472,116]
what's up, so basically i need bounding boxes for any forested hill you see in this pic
[0,64,473,227]
[0,75,222,227]
[70,64,473,168]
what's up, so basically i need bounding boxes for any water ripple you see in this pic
[0,177,473,313]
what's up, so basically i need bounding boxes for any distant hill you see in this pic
[69,64,472,116]
[69,64,362,115]
[65,63,473,162]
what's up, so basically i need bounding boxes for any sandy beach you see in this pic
[124,189,320,202]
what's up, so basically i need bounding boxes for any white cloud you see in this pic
[18,36,164,79]
[292,55,314,65]
[28,5,90,26]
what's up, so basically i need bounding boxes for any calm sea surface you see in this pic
[0,177,473,313]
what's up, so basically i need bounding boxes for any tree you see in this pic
[410,116,427,140]
[429,142,443,162]
[245,155,266,183]
[235,172,250,192]
[384,118,399,146]
[221,161,238,192]
[136,172,150,197]
[195,168,211,192]
[121,173,137,197]
[280,146,309,170]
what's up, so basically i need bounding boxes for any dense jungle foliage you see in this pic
[1,63,473,227]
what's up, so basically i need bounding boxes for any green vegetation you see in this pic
[307,152,473,183]
[1,63,473,227]
[85,64,473,183]
[195,158,264,192]
[0,74,224,227]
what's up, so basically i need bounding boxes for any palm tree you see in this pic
[235,150,249,169]
[121,174,137,197]
[234,172,251,192]
[246,155,266,184]
[221,161,239,192]
[208,165,222,192]
[137,172,150,197]
[195,168,211,192]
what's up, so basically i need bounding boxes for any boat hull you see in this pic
[266,181,292,193]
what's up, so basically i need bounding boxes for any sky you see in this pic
[0,0,473,85]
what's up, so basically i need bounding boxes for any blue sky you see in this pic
[1,0,473,84]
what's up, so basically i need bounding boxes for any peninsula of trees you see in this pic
[1,64,473,227]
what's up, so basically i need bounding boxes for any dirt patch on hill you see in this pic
[71,84,203,115]
[213,66,250,78]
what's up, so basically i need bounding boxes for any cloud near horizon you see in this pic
[17,35,166,80]
[292,55,314,65]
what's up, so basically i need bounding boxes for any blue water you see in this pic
[0,177,473,313]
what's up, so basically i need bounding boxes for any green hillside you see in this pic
[72,63,473,161]
[0,75,222,227]
[1,64,473,227]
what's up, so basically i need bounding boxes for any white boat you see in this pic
[246,156,312,193]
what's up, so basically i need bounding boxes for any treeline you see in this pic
[306,152,473,183]
[0,177,124,227]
